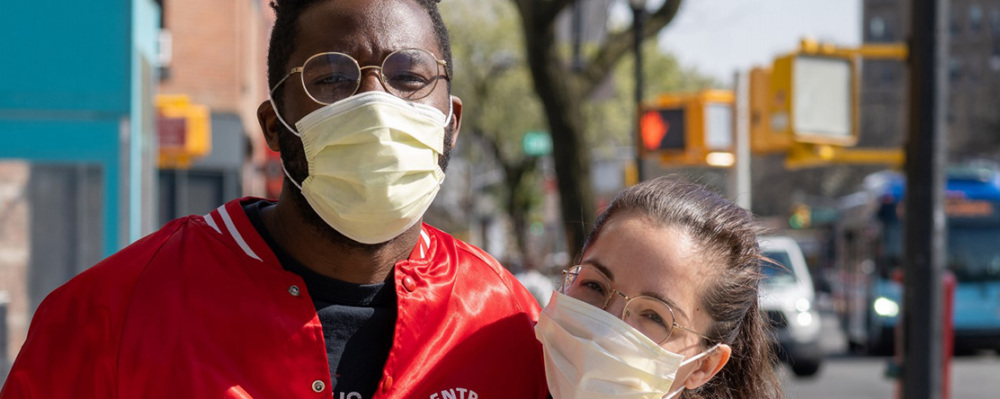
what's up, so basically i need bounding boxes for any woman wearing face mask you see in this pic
[535,176,784,399]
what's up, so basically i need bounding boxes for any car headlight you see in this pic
[873,296,900,317]
[795,311,814,326]
[795,298,811,312]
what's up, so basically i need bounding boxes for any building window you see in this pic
[969,4,983,34]
[992,8,1000,37]
[949,58,963,83]
[992,44,1000,72]
[881,67,895,86]
[870,17,887,41]
[967,57,979,85]
[951,9,961,36]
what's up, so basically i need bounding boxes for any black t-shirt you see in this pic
[244,200,396,399]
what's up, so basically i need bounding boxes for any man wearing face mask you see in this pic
[0,1,549,398]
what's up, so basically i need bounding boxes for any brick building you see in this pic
[157,0,276,223]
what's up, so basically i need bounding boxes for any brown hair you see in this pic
[582,175,783,399]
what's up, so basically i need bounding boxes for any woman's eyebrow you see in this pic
[582,259,615,281]
[641,290,689,320]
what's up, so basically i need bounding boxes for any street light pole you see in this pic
[631,0,647,183]
[903,0,949,397]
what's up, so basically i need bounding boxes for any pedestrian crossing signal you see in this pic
[638,90,734,167]
[640,108,686,151]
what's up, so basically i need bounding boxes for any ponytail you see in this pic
[687,293,781,399]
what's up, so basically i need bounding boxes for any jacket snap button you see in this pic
[382,375,394,392]
[402,276,417,292]
[311,380,325,392]
[288,285,300,297]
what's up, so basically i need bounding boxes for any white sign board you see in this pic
[705,103,733,151]
[793,56,853,142]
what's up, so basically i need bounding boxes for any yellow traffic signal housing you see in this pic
[640,90,735,167]
[747,38,907,168]
[749,67,792,154]
[784,142,904,170]
[156,94,212,169]
[769,47,859,147]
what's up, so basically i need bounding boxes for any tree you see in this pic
[441,0,548,264]
[510,0,684,258]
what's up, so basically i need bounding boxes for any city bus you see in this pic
[834,163,1000,354]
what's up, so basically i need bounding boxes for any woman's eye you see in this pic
[581,280,606,294]
[643,311,668,327]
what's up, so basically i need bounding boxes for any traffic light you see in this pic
[156,94,212,169]
[789,204,812,229]
[769,42,859,147]
[749,67,792,154]
[639,90,734,167]
[640,108,685,151]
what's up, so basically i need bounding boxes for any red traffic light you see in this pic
[640,108,686,151]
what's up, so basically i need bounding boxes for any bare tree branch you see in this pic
[579,0,683,95]
[537,0,576,27]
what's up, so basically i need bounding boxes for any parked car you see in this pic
[759,236,823,377]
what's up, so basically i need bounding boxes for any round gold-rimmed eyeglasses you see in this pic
[270,47,450,105]
[561,264,714,345]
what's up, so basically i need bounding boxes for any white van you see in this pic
[759,236,823,377]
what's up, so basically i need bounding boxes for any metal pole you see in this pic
[732,71,752,210]
[633,5,645,183]
[903,0,949,397]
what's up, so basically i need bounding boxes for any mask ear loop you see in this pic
[268,91,303,137]
[279,158,305,191]
[443,97,454,128]
[268,86,307,190]
[664,343,723,399]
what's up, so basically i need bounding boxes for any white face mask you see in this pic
[269,91,453,244]
[535,291,719,399]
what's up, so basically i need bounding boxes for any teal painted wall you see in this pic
[0,0,160,256]
[0,1,132,115]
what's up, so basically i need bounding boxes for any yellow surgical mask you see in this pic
[270,91,452,244]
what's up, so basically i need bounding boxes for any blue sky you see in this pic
[647,0,862,84]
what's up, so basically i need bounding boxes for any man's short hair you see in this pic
[266,0,453,104]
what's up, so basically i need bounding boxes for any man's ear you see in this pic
[257,100,282,152]
[447,95,462,149]
[684,344,732,390]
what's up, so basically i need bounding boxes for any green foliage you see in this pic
[440,0,716,258]
[442,0,546,162]
[441,0,548,258]
[444,0,716,161]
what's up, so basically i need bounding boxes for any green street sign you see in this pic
[522,130,552,157]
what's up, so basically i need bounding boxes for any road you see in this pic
[779,311,1000,398]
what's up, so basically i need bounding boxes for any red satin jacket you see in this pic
[1,198,548,399]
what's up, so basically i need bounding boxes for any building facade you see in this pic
[157,0,276,225]
[0,1,278,380]
[861,0,1000,157]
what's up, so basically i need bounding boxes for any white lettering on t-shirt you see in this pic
[429,388,477,399]
[336,392,362,399]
